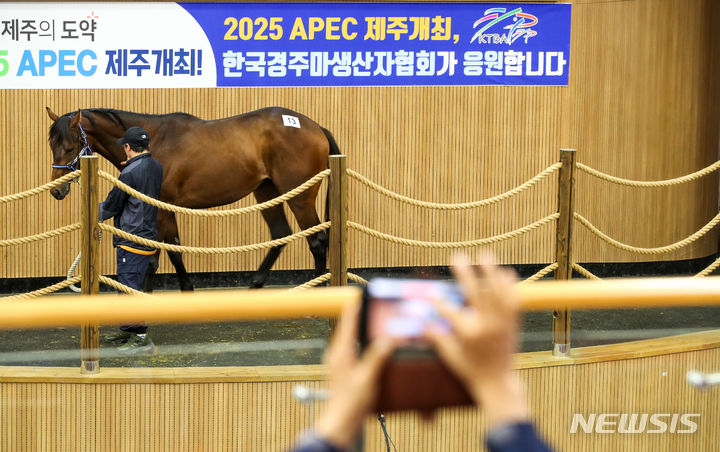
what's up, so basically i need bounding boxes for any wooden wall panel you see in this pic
[567,0,720,263]
[1,0,718,279]
[1,347,718,451]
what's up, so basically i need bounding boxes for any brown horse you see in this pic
[46,107,340,290]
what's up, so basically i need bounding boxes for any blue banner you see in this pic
[180,2,572,87]
[0,2,570,89]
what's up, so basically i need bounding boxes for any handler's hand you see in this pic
[315,301,395,448]
[426,252,528,427]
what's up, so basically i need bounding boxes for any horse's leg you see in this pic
[251,179,293,288]
[286,191,328,278]
[157,210,194,292]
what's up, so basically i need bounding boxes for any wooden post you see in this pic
[80,155,100,374]
[329,155,348,287]
[553,149,576,357]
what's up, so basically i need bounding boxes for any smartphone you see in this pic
[359,278,473,412]
[361,278,463,346]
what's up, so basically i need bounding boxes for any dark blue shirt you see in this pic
[99,152,163,252]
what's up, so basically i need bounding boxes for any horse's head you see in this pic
[46,107,86,200]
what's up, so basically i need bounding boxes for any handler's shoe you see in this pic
[117,334,155,355]
[103,330,134,344]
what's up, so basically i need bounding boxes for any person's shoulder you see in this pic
[487,422,552,452]
[149,155,163,175]
[121,155,148,176]
[290,435,345,452]
[133,153,158,168]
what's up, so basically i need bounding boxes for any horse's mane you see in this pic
[49,108,199,144]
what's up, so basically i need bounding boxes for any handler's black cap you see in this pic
[117,126,150,148]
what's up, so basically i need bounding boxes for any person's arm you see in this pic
[427,253,551,452]
[427,253,527,426]
[485,422,552,452]
[290,302,395,452]
[291,435,345,452]
[289,252,553,452]
[98,172,130,221]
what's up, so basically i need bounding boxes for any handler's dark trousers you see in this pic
[117,247,151,334]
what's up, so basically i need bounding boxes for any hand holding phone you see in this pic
[424,254,527,427]
[360,278,473,412]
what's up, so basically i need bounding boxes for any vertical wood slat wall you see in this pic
[1,0,718,279]
[1,347,718,451]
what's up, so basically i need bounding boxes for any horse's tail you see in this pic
[321,127,341,223]
[322,127,341,157]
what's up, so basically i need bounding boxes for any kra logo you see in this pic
[570,413,701,434]
[471,7,538,45]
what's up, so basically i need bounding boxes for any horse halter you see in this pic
[51,122,94,172]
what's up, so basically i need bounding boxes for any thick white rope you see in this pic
[285,273,332,292]
[348,213,559,248]
[575,212,720,254]
[576,161,720,187]
[572,263,602,280]
[347,163,561,209]
[519,263,559,284]
[99,169,329,217]
[0,171,81,204]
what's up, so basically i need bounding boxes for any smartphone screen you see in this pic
[366,278,464,341]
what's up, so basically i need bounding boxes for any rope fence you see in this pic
[3,154,720,368]
[577,160,720,187]
[568,159,720,280]
[348,213,559,249]
[572,263,602,280]
[0,276,81,302]
[0,223,80,247]
[347,162,561,209]
[570,259,720,281]
[347,272,368,285]
[3,160,719,288]
[285,273,332,292]
[0,163,334,305]
[575,212,720,255]
[98,276,151,296]
[694,257,720,278]
[520,263,559,284]
[98,169,329,217]
[0,170,81,204]
[99,222,330,255]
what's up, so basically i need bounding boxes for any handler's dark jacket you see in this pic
[99,152,163,253]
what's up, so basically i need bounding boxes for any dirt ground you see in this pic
[0,286,717,368]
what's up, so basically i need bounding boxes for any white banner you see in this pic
[0,2,216,88]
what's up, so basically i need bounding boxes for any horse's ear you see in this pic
[69,110,82,129]
[46,107,59,122]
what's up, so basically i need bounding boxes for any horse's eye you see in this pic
[64,148,74,154]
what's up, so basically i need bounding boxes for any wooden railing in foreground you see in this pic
[1,278,718,452]
[1,276,720,330]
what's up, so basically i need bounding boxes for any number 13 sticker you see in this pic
[282,115,301,128]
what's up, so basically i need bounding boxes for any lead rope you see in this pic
[66,229,102,294]
[67,251,82,293]
[56,118,96,293]
[67,174,84,294]
[65,169,101,293]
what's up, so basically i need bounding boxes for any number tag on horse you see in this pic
[282,115,301,128]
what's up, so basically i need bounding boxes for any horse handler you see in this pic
[99,126,163,355]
